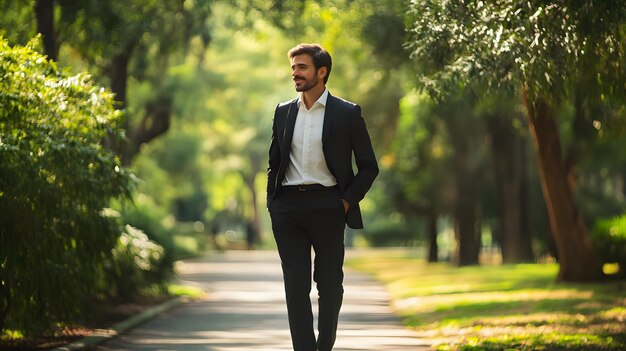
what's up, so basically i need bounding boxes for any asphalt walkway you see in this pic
[93,250,430,351]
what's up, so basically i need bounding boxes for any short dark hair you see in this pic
[288,43,332,84]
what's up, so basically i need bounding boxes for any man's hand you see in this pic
[341,199,350,214]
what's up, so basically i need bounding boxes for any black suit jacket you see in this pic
[267,93,379,229]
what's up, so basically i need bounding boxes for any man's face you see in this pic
[291,54,325,92]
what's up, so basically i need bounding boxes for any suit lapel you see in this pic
[322,93,335,144]
[281,98,299,153]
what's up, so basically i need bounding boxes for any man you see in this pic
[267,43,378,351]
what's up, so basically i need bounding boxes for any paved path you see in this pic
[93,250,430,351]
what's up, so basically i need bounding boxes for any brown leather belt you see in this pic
[282,184,336,192]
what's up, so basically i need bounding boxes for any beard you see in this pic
[294,74,320,92]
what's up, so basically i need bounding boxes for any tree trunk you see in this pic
[519,142,532,257]
[427,208,438,262]
[244,175,261,248]
[35,0,57,61]
[109,47,134,109]
[454,197,480,266]
[0,274,9,334]
[523,93,603,282]
[453,150,480,266]
[106,49,132,160]
[243,153,263,248]
[487,115,534,263]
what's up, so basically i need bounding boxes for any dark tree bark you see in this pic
[427,208,438,263]
[453,149,481,266]
[487,115,534,263]
[245,178,261,249]
[0,274,9,334]
[35,0,57,61]
[243,154,263,248]
[453,196,480,266]
[519,142,532,256]
[523,92,603,282]
[109,49,132,110]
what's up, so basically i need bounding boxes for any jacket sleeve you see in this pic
[266,105,281,207]
[342,105,379,207]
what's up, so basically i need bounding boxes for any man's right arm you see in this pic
[266,105,281,207]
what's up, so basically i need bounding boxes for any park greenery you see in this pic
[0,37,137,333]
[348,250,626,350]
[0,0,625,348]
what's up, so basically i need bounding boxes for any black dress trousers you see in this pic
[269,186,346,351]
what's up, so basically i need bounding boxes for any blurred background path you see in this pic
[92,250,430,351]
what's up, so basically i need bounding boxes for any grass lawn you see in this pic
[346,249,626,351]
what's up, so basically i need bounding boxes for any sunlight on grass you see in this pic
[167,284,206,299]
[445,333,626,351]
[346,249,626,350]
[0,330,23,340]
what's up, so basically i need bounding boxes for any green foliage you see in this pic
[106,225,167,299]
[390,91,451,208]
[60,0,213,73]
[0,1,37,44]
[592,215,626,272]
[231,0,306,30]
[0,37,133,334]
[405,0,626,104]
[115,196,175,274]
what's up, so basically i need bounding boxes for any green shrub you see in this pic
[115,195,175,275]
[592,214,626,275]
[106,225,167,299]
[0,37,133,334]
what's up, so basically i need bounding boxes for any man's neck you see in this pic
[301,84,325,109]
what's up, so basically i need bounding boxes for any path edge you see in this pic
[51,296,189,351]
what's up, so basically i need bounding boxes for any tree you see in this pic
[406,0,625,281]
[479,94,534,263]
[434,91,491,265]
[66,0,213,164]
[34,0,56,60]
[3,0,214,164]
[0,38,133,333]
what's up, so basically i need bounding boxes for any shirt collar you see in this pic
[297,88,329,109]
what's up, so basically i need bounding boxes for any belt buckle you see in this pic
[298,185,307,191]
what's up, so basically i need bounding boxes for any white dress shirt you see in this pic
[283,89,337,187]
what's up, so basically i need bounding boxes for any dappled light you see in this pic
[1,0,625,350]
[348,250,626,349]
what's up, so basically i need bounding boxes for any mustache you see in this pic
[293,76,306,81]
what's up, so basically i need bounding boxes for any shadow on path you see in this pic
[94,250,430,351]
